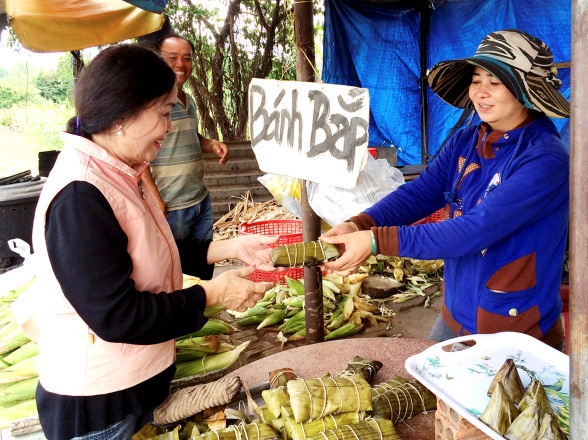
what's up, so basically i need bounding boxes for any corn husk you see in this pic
[270,241,339,267]
[177,319,234,340]
[173,341,250,380]
[371,376,409,398]
[479,382,520,435]
[306,417,400,440]
[175,335,236,363]
[337,356,382,384]
[504,402,541,440]
[1,341,38,367]
[0,398,37,430]
[371,379,436,422]
[538,413,566,440]
[487,359,526,404]
[262,387,291,418]
[285,411,366,440]
[0,377,38,408]
[192,421,278,440]
[518,379,553,419]
[286,374,371,423]
[0,356,38,384]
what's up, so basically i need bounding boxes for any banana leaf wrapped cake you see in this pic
[479,359,568,439]
[270,241,339,267]
[305,417,400,440]
[286,373,372,423]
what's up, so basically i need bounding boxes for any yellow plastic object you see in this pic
[6,0,164,53]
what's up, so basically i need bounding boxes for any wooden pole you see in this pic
[569,1,588,436]
[293,0,324,344]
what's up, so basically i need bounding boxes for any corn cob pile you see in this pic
[0,275,242,430]
[0,279,38,430]
[171,277,249,381]
[229,274,391,343]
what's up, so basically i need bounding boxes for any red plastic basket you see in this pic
[238,220,303,247]
[412,208,446,225]
[238,219,304,283]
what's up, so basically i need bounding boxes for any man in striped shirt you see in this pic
[143,35,229,242]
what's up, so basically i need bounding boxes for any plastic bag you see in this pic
[257,173,303,219]
[307,155,405,226]
[5,239,40,341]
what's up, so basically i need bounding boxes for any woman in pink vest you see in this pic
[31,44,276,440]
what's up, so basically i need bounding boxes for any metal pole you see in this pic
[569,1,588,437]
[293,0,324,343]
[419,2,430,164]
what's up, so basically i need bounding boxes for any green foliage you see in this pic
[35,55,74,103]
[0,64,43,109]
[0,100,73,177]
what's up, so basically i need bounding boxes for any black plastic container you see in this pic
[0,178,45,258]
[38,150,60,177]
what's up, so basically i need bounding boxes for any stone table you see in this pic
[227,337,436,440]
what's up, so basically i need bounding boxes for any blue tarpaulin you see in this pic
[322,0,571,165]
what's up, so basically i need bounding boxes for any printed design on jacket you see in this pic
[456,156,481,191]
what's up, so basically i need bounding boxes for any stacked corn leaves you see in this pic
[230,275,391,343]
[360,255,444,305]
[0,280,38,429]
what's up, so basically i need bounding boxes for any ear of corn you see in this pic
[1,341,38,367]
[257,310,288,330]
[0,377,38,408]
[173,341,250,380]
[175,336,235,363]
[0,328,29,358]
[324,322,363,341]
[177,318,234,340]
[0,356,38,384]
[0,398,37,430]
[285,277,304,296]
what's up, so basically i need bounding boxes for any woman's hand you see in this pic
[201,266,273,311]
[233,234,280,271]
[319,229,372,276]
[321,221,359,237]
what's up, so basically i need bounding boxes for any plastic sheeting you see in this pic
[5,0,165,53]
[122,0,169,14]
[323,0,571,165]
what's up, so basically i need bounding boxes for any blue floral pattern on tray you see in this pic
[405,332,569,439]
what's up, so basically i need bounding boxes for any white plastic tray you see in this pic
[405,332,569,439]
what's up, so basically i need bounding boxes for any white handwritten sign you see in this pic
[249,79,370,189]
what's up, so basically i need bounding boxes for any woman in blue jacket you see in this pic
[321,29,570,350]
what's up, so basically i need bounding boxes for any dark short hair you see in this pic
[154,34,195,55]
[66,44,176,138]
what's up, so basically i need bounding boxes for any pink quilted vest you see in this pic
[31,132,182,396]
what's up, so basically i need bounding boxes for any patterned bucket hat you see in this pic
[427,29,570,118]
